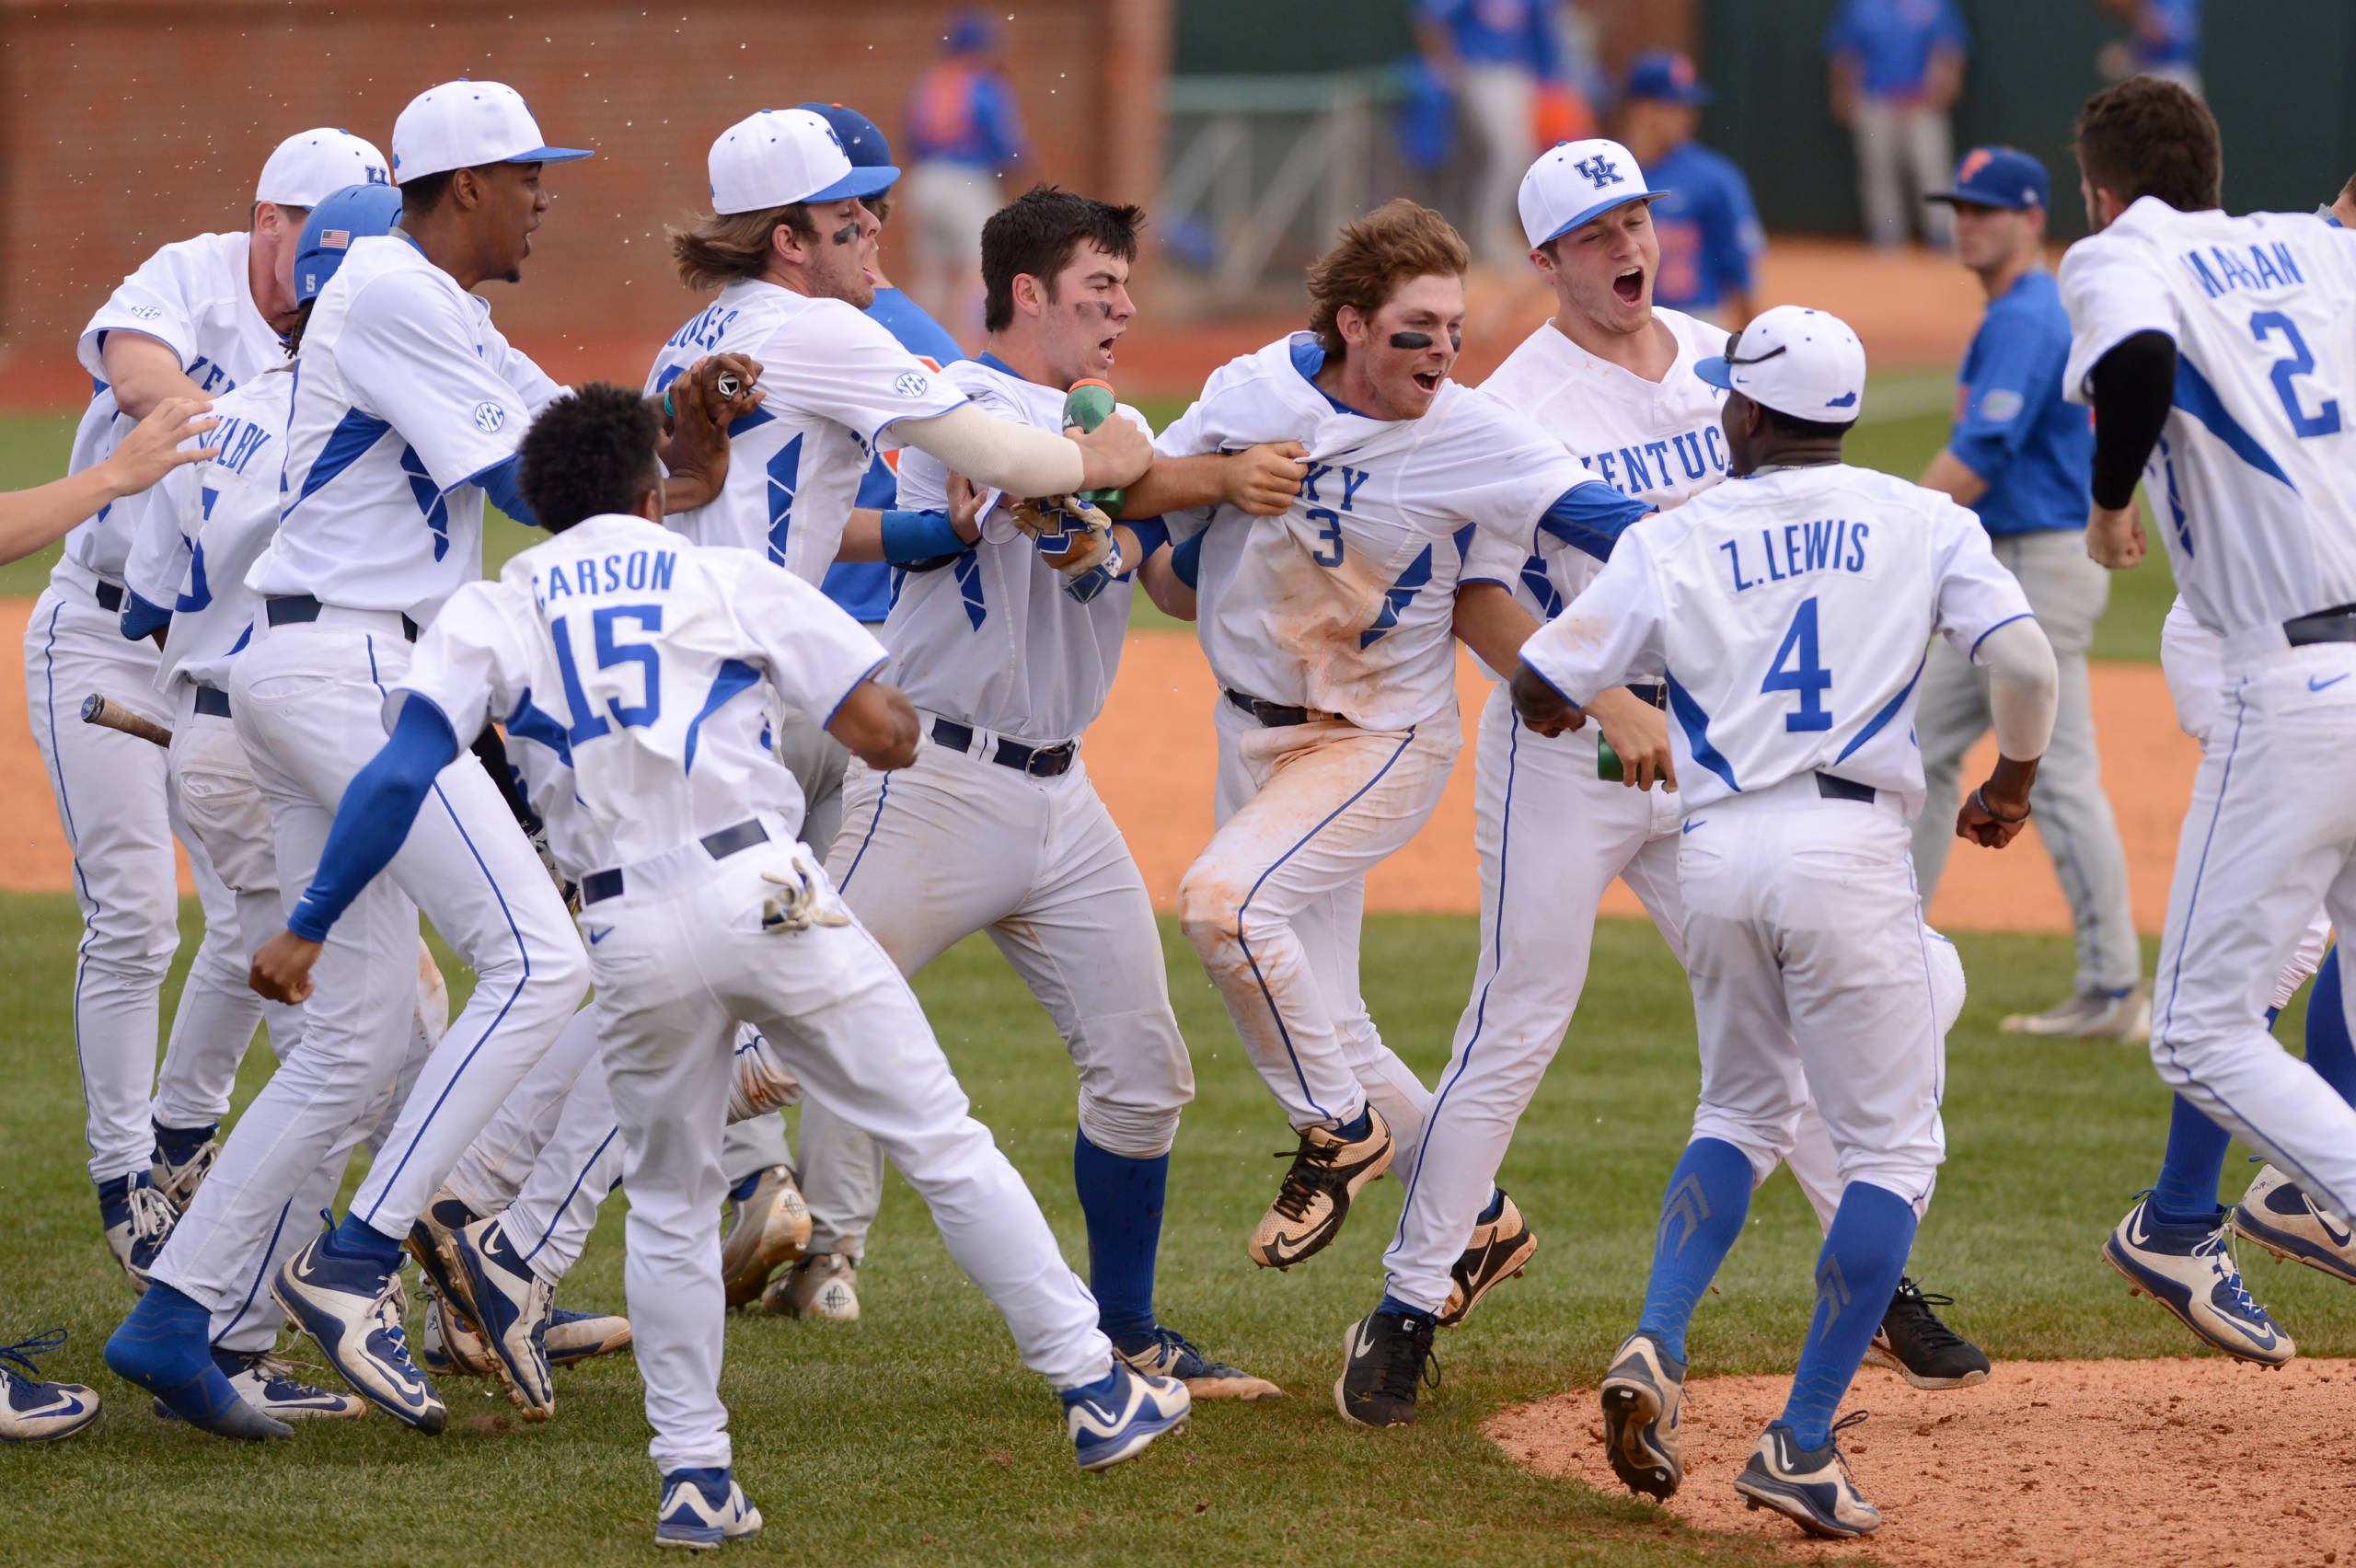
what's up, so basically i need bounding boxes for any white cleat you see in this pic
[450,1217,556,1421]
[2103,1194,2292,1366]
[153,1350,366,1424]
[655,1468,763,1551]
[1734,1417,1881,1539]
[726,1032,802,1124]
[720,1165,812,1309]
[0,1332,101,1443]
[1063,1362,1190,1471]
[2232,1164,2356,1286]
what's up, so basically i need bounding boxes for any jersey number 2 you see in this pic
[1762,596,1832,732]
[2250,310,2342,439]
[550,604,664,744]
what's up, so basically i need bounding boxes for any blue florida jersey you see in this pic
[1949,271,2090,536]
[2062,198,2356,640]
[396,513,887,882]
[823,285,968,623]
[1519,463,2034,817]
[1646,142,1764,317]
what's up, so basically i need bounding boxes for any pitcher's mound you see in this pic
[1488,1355,2356,1566]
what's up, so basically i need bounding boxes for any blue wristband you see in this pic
[880,509,969,566]
[1121,516,1171,571]
[1172,529,1205,590]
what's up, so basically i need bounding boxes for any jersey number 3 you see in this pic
[2250,310,2342,439]
[1762,596,1832,732]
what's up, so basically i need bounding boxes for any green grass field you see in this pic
[0,894,2338,1566]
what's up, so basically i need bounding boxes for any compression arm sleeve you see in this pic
[893,402,1087,499]
[473,454,543,531]
[287,697,461,941]
[1979,615,2059,762]
[1535,481,1655,561]
[2087,329,2177,511]
[1171,528,1204,589]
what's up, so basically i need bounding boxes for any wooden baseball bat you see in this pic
[81,693,172,748]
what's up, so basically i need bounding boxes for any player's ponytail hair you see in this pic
[670,202,821,292]
[2073,77,2223,215]
[1305,200,1470,360]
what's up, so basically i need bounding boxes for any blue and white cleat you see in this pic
[655,1467,763,1551]
[2232,1164,2356,1287]
[98,1171,177,1294]
[406,1186,484,1326]
[153,1350,365,1424]
[548,1306,632,1366]
[1600,1330,1686,1499]
[1062,1361,1190,1471]
[0,1330,101,1443]
[1733,1416,1881,1539]
[271,1231,446,1433]
[451,1216,555,1420]
[2104,1193,2293,1366]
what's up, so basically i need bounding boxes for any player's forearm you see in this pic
[287,698,461,940]
[1921,447,1989,507]
[895,404,1086,501]
[1453,581,1541,671]
[0,467,143,566]
[826,678,919,770]
[1121,455,1229,518]
[1980,616,2060,763]
[101,332,204,421]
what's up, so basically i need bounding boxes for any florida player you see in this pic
[1616,52,1762,328]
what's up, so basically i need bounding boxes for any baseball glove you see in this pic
[1006,493,1120,601]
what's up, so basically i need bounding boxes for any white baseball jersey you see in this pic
[398,513,886,880]
[1519,462,2034,815]
[1156,333,1592,731]
[248,236,565,624]
[64,232,284,584]
[644,279,967,586]
[2062,198,2356,638]
[1464,308,1732,622]
[885,354,1150,742]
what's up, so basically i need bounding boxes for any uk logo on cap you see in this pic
[1574,154,1624,190]
[1519,138,1670,249]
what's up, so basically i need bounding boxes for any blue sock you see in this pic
[1476,1187,1504,1225]
[2304,945,2356,1105]
[1334,1106,1371,1141]
[1634,1138,1753,1366]
[1375,1292,1437,1323]
[2151,1094,2234,1228]
[1074,1129,1165,1341]
[728,1170,760,1205]
[1781,1182,1919,1451]
[153,1118,216,1169]
[104,1281,244,1423]
[325,1212,404,1272]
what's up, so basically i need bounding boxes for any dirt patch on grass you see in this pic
[1489,1355,2356,1567]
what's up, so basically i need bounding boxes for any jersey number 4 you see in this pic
[1762,596,1832,732]
[550,605,664,744]
[2250,310,2342,439]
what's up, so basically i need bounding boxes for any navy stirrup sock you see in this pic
[1074,1128,1167,1341]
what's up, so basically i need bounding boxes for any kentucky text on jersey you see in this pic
[533,548,678,606]
[1583,426,1730,493]
[1719,519,1871,593]
[2179,240,2307,299]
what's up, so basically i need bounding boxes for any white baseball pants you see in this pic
[154,613,586,1309]
[444,1008,618,1285]
[24,574,261,1182]
[1178,699,1454,1169]
[582,831,1110,1471]
[2150,639,2356,1224]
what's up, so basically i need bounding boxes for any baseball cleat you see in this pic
[1115,1324,1283,1401]
[2232,1164,2356,1286]
[1600,1331,1686,1499]
[762,1246,859,1321]
[98,1171,177,1294]
[548,1306,633,1366]
[406,1186,486,1329]
[1248,1106,1392,1270]
[720,1164,813,1309]
[1733,1416,1880,1539]
[272,1230,447,1434]
[1438,1190,1537,1327]
[1863,1276,1991,1389]
[726,1032,801,1124]
[420,1294,498,1378]
[2103,1194,2292,1366]
[153,1349,366,1424]
[1333,1309,1438,1427]
[2001,984,2150,1042]
[0,1330,101,1443]
[149,1122,221,1215]
[451,1217,555,1421]
[1062,1362,1191,1471]
[655,1467,763,1551]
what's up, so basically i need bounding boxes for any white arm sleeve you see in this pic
[892,402,1086,500]
[1978,615,2059,761]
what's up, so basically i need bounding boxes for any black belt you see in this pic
[2285,602,2356,646]
[1224,688,1331,728]
[1817,772,1877,805]
[930,718,1076,778]
[579,818,769,906]
[193,686,232,720]
[1625,682,1667,709]
[95,582,123,613]
[265,594,419,642]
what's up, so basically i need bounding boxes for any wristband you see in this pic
[880,509,969,566]
[1121,516,1171,568]
[1970,786,2029,824]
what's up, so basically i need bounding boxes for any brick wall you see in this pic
[0,0,1169,393]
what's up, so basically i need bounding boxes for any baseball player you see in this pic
[1513,306,2056,1539]
[1155,199,1649,1274]
[253,385,1190,1544]
[2059,76,2356,1357]
[28,127,387,1286]
[1343,141,1984,1430]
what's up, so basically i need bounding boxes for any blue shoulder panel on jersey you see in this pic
[290,406,392,514]
[1664,671,1740,793]
[1537,481,1653,561]
[1833,647,1927,765]
[683,659,762,777]
[288,694,460,941]
[2173,353,2296,491]
[503,690,574,767]
[470,454,541,531]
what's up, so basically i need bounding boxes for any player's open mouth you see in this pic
[1612,266,1644,305]
[1412,370,1441,392]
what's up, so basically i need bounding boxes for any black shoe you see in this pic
[1332,1309,1438,1427]
[1863,1276,1990,1389]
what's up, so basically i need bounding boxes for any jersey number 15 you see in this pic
[551,605,664,744]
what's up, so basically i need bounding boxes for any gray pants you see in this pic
[1852,98,1953,248]
[1909,529,2142,997]
[720,700,881,1262]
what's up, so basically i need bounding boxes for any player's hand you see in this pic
[2085,502,2144,570]
[1957,755,2039,849]
[249,929,325,1005]
[1588,686,1677,791]
[98,398,217,499]
[1223,441,1311,516]
[1509,660,1586,736]
[945,470,987,545]
[657,355,765,513]
[1068,412,1153,494]
[1009,494,1119,599]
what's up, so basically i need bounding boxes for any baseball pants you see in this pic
[1458,63,1538,271]
[1178,698,1455,1169]
[153,611,586,1311]
[903,159,999,334]
[1851,97,1953,248]
[444,1008,617,1286]
[1911,530,2140,998]
[2149,638,2356,1225]
[583,830,1111,1471]
[25,574,263,1183]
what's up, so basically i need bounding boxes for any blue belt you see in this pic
[930,718,1076,778]
[265,594,419,642]
[1625,682,1667,709]
[193,686,232,720]
[1817,773,1877,804]
[579,818,769,906]
[95,582,123,613]
[2285,602,2356,646]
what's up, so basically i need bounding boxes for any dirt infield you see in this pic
[0,603,2198,934]
[1488,1355,2356,1567]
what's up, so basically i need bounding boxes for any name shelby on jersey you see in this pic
[207,414,276,480]
[533,547,679,607]
[1577,421,1730,499]
[1717,517,1872,594]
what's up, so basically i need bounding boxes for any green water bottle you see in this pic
[1597,733,1623,782]
[1062,378,1126,515]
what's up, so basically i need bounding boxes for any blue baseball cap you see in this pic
[796,102,894,172]
[1625,50,1712,106]
[1927,146,2050,212]
[294,183,406,306]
